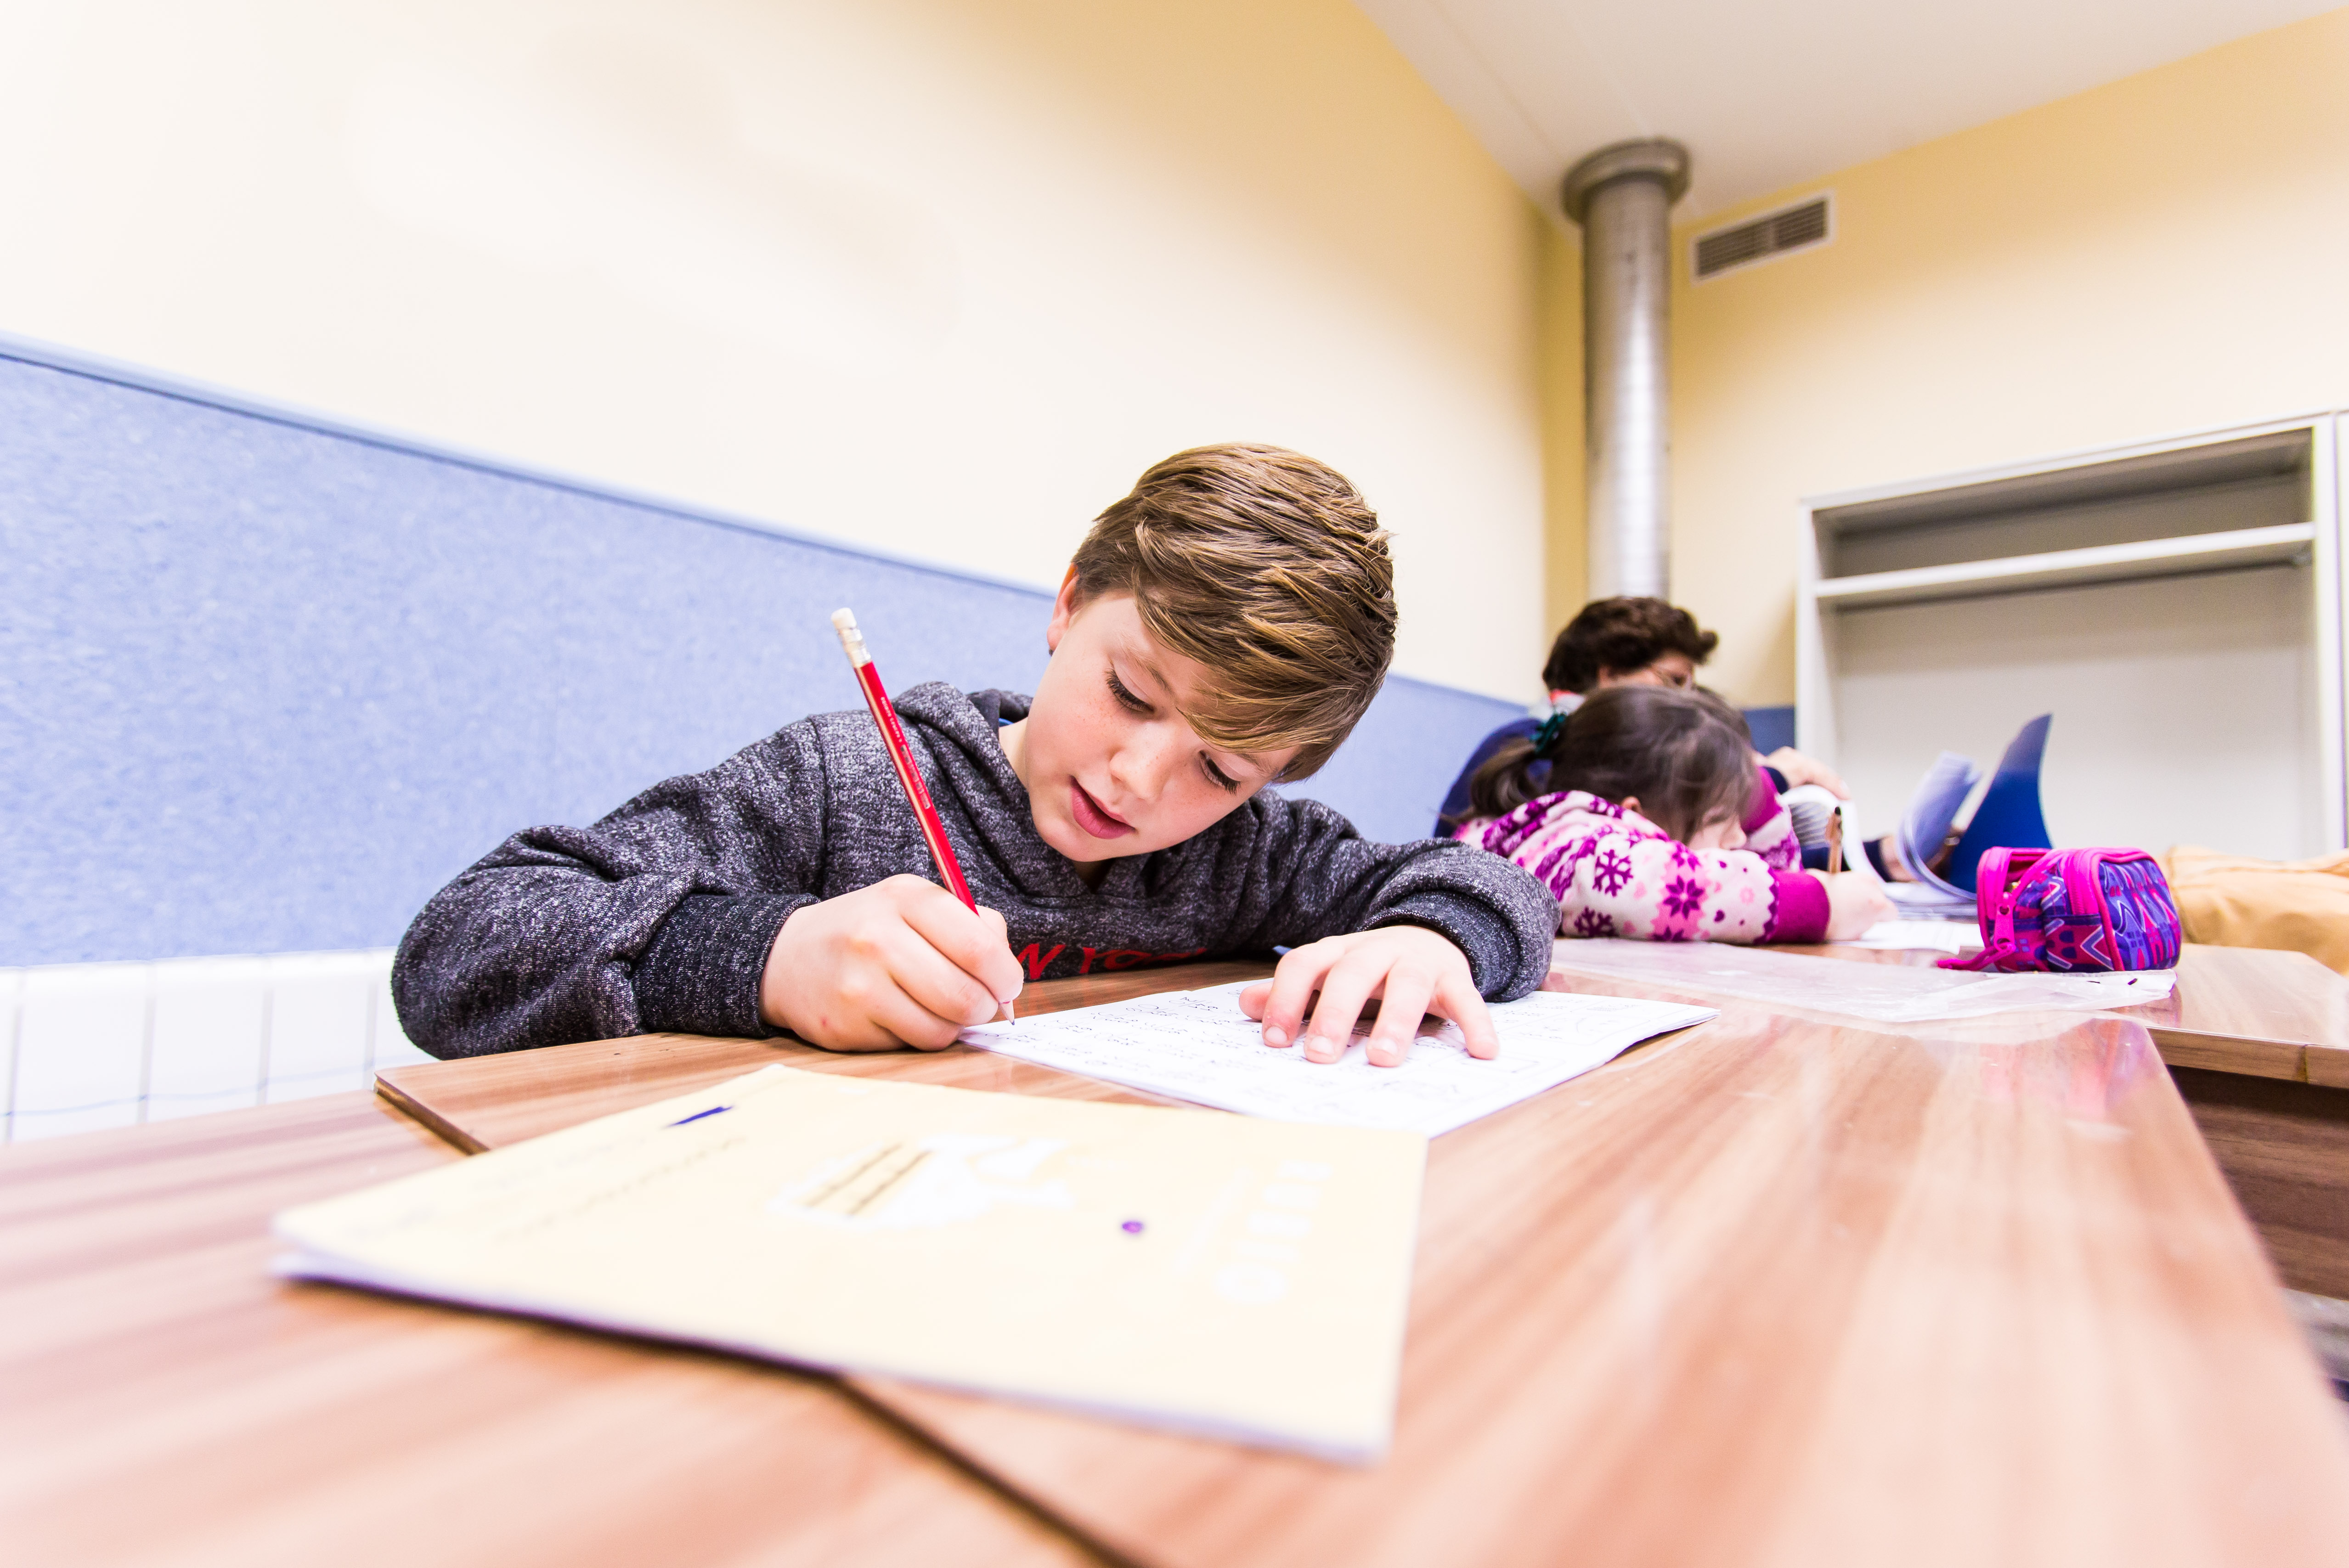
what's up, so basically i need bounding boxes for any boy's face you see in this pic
[1008,578,1295,863]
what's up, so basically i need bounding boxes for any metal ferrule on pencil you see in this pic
[831,607,873,669]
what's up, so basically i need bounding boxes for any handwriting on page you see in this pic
[962,985,1716,1138]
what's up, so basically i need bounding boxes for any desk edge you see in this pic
[375,1074,490,1154]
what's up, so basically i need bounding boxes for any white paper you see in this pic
[1849,919,1983,953]
[1881,881,1979,918]
[962,984,1717,1138]
[1897,751,1983,898]
[1780,783,1870,873]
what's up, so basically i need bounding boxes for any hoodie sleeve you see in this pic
[390,722,831,1059]
[1214,797,1559,1002]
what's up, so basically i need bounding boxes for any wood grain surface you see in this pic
[2172,1066,2349,1300]
[377,959,1277,1151]
[384,962,2349,1567]
[1754,942,2349,1086]
[845,1005,2349,1568]
[0,1092,1103,1568]
[2127,948,2349,1088]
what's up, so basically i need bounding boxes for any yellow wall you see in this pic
[1666,6,2349,705]
[0,0,1549,698]
[1539,224,1588,644]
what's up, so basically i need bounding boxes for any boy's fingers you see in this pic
[880,914,1005,1031]
[1299,952,1384,1065]
[863,983,970,1051]
[975,904,1025,1002]
[895,943,1005,1030]
[1429,969,1500,1059]
[1236,980,1274,1021]
[1363,966,1434,1068]
[898,882,1024,1009]
[789,965,960,1051]
[1258,943,1338,1049]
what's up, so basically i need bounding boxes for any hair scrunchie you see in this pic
[1532,710,1569,755]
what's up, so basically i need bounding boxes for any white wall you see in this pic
[0,0,1551,698]
[1670,9,2349,708]
[1833,565,2326,861]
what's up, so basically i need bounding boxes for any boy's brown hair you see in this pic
[1070,443,1395,781]
[1542,597,1718,694]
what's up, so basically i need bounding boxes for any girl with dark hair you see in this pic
[1431,595,1847,836]
[1453,686,1889,944]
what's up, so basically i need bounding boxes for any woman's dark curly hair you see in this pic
[1542,597,1718,694]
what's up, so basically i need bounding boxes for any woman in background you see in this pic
[1432,597,1846,837]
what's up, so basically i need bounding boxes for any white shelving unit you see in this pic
[1797,415,2347,859]
[1812,522,2318,610]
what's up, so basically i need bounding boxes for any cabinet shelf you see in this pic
[1796,415,2343,857]
[1813,522,2316,609]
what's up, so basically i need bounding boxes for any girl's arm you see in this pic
[1741,765,1803,874]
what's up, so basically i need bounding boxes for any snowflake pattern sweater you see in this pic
[1454,767,1829,944]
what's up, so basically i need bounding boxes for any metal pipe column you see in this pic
[1562,139,1689,601]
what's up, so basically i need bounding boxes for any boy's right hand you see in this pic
[1814,870,1894,940]
[758,875,1023,1051]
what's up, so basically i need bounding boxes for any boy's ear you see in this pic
[1045,567,1082,653]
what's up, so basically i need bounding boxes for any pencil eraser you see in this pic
[831,608,858,634]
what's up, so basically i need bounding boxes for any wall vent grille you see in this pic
[1693,196,1832,280]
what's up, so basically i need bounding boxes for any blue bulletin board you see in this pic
[0,341,1523,965]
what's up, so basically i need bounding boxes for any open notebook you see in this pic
[276,1065,1425,1462]
[1884,716,2057,914]
[1775,718,2057,920]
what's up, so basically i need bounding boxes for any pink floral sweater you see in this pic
[1453,768,1829,944]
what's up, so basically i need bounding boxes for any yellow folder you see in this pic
[275,1065,1426,1461]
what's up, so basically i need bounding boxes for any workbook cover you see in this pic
[273,1066,1425,1462]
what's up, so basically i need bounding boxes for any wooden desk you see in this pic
[2115,946,2349,1087]
[1746,940,2349,1303]
[377,964,2349,1567]
[1758,942,2349,1087]
[377,959,1274,1153]
[0,1094,1101,1567]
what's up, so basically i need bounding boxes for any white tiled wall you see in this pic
[0,949,433,1143]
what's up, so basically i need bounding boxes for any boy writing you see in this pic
[394,445,1558,1069]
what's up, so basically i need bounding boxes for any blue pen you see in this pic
[668,1105,732,1128]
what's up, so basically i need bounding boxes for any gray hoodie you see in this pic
[393,682,1558,1058]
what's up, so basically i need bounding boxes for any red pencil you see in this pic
[831,608,1011,1022]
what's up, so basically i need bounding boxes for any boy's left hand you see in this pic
[1237,926,1496,1068]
